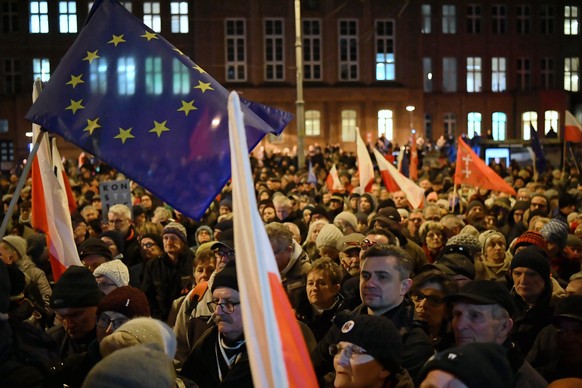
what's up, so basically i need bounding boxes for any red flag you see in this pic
[373,148,425,209]
[50,138,77,214]
[410,132,418,181]
[228,92,317,387]
[325,164,343,193]
[31,80,82,281]
[454,136,516,196]
[356,128,374,192]
[565,110,582,143]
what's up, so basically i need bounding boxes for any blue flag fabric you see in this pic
[530,125,547,174]
[307,161,317,185]
[26,0,293,220]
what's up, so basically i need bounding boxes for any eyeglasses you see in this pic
[329,343,368,360]
[360,239,377,250]
[411,291,444,307]
[207,299,240,314]
[96,314,129,330]
[108,219,127,225]
[140,242,157,249]
[214,249,235,260]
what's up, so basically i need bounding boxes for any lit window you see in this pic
[466,57,482,92]
[225,19,246,81]
[564,57,579,92]
[339,20,358,81]
[303,19,322,81]
[378,109,393,141]
[541,5,554,34]
[89,58,107,94]
[544,110,559,137]
[145,57,162,95]
[423,58,432,92]
[264,19,285,81]
[305,110,321,136]
[341,110,357,142]
[466,4,481,34]
[467,112,481,139]
[491,4,506,34]
[30,1,48,33]
[565,6,579,35]
[2,1,19,33]
[421,4,431,34]
[522,111,538,140]
[444,112,456,138]
[59,1,77,33]
[375,20,395,81]
[170,2,188,33]
[143,2,161,32]
[492,112,506,140]
[32,58,50,82]
[491,57,506,92]
[442,5,456,34]
[117,57,136,95]
[443,57,457,92]
[172,58,189,95]
[0,119,7,133]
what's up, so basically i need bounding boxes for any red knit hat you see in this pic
[511,231,548,255]
[97,286,150,318]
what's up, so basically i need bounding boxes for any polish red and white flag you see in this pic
[565,110,582,143]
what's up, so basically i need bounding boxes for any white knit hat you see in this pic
[93,259,130,287]
[315,223,344,250]
[334,211,358,232]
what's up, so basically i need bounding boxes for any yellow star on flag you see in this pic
[141,31,158,41]
[66,74,84,88]
[149,120,171,137]
[114,128,135,144]
[66,99,85,114]
[83,50,100,64]
[177,100,197,116]
[108,34,126,47]
[84,118,101,135]
[192,64,206,74]
[173,48,185,56]
[194,80,214,93]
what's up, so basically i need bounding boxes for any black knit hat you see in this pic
[333,311,403,372]
[510,245,550,280]
[51,265,102,309]
[559,192,578,208]
[99,230,125,253]
[446,280,516,316]
[211,260,238,292]
[97,286,150,318]
[78,237,113,260]
[419,343,513,388]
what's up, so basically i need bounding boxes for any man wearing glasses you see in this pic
[107,204,141,267]
[180,260,253,387]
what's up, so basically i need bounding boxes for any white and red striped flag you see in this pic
[31,79,82,281]
[325,164,343,193]
[565,110,582,143]
[372,147,425,209]
[410,132,418,181]
[356,128,375,193]
[227,92,317,387]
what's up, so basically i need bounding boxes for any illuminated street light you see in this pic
[406,105,415,131]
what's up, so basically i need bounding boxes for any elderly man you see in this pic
[311,245,433,381]
[180,261,253,387]
[107,204,141,267]
[447,280,547,387]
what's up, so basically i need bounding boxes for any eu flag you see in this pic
[530,125,547,174]
[26,0,293,220]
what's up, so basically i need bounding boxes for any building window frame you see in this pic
[375,19,395,81]
[517,57,531,90]
[170,1,189,33]
[264,18,285,81]
[491,4,506,34]
[305,110,321,137]
[442,5,456,34]
[443,57,457,92]
[466,4,481,34]
[565,6,579,35]
[522,111,538,141]
[143,2,161,33]
[517,5,531,34]
[58,1,77,33]
[32,57,50,82]
[378,109,394,141]
[491,57,506,92]
[466,57,482,93]
[341,109,357,142]
[421,4,431,34]
[338,19,359,81]
[303,19,322,81]
[225,18,247,82]
[492,112,507,141]
[540,5,555,34]
[29,1,48,33]
[564,57,580,92]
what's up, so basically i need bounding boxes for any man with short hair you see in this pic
[392,190,409,210]
[447,280,547,387]
[311,245,433,380]
[530,194,549,216]
[107,204,141,267]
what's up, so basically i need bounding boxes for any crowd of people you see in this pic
[1,141,582,387]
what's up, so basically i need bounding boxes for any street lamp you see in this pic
[406,105,415,132]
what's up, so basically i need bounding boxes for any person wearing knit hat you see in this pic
[330,312,414,388]
[334,211,358,235]
[96,286,150,342]
[541,219,569,251]
[475,230,512,281]
[315,223,344,261]
[99,230,125,261]
[163,221,187,245]
[359,193,376,215]
[510,230,548,255]
[219,198,232,215]
[93,259,130,295]
[541,219,579,283]
[310,205,331,223]
[446,232,482,260]
[510,245,555,354]
[419,343,513,388]
[181,260,253,387]
[337,233,365,277]
[422,245,475,287]
[79,237,114,273]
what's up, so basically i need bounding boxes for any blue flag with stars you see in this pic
[26,0,293,220]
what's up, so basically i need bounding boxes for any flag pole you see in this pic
[563,139,568,175]
[451,184,457,213]
[568,143,581,175]
[0,131,45,238]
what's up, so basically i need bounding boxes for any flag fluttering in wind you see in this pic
[31,80,82,281]
[565,110,582,143]
[529,125,547,175]
[25,0,292,221]
[325,164,343,193]
[307,160,317,185]
[372,148,425,209]
[453,136,516,195]
[228,92,317,387]
[356,128,375,193]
